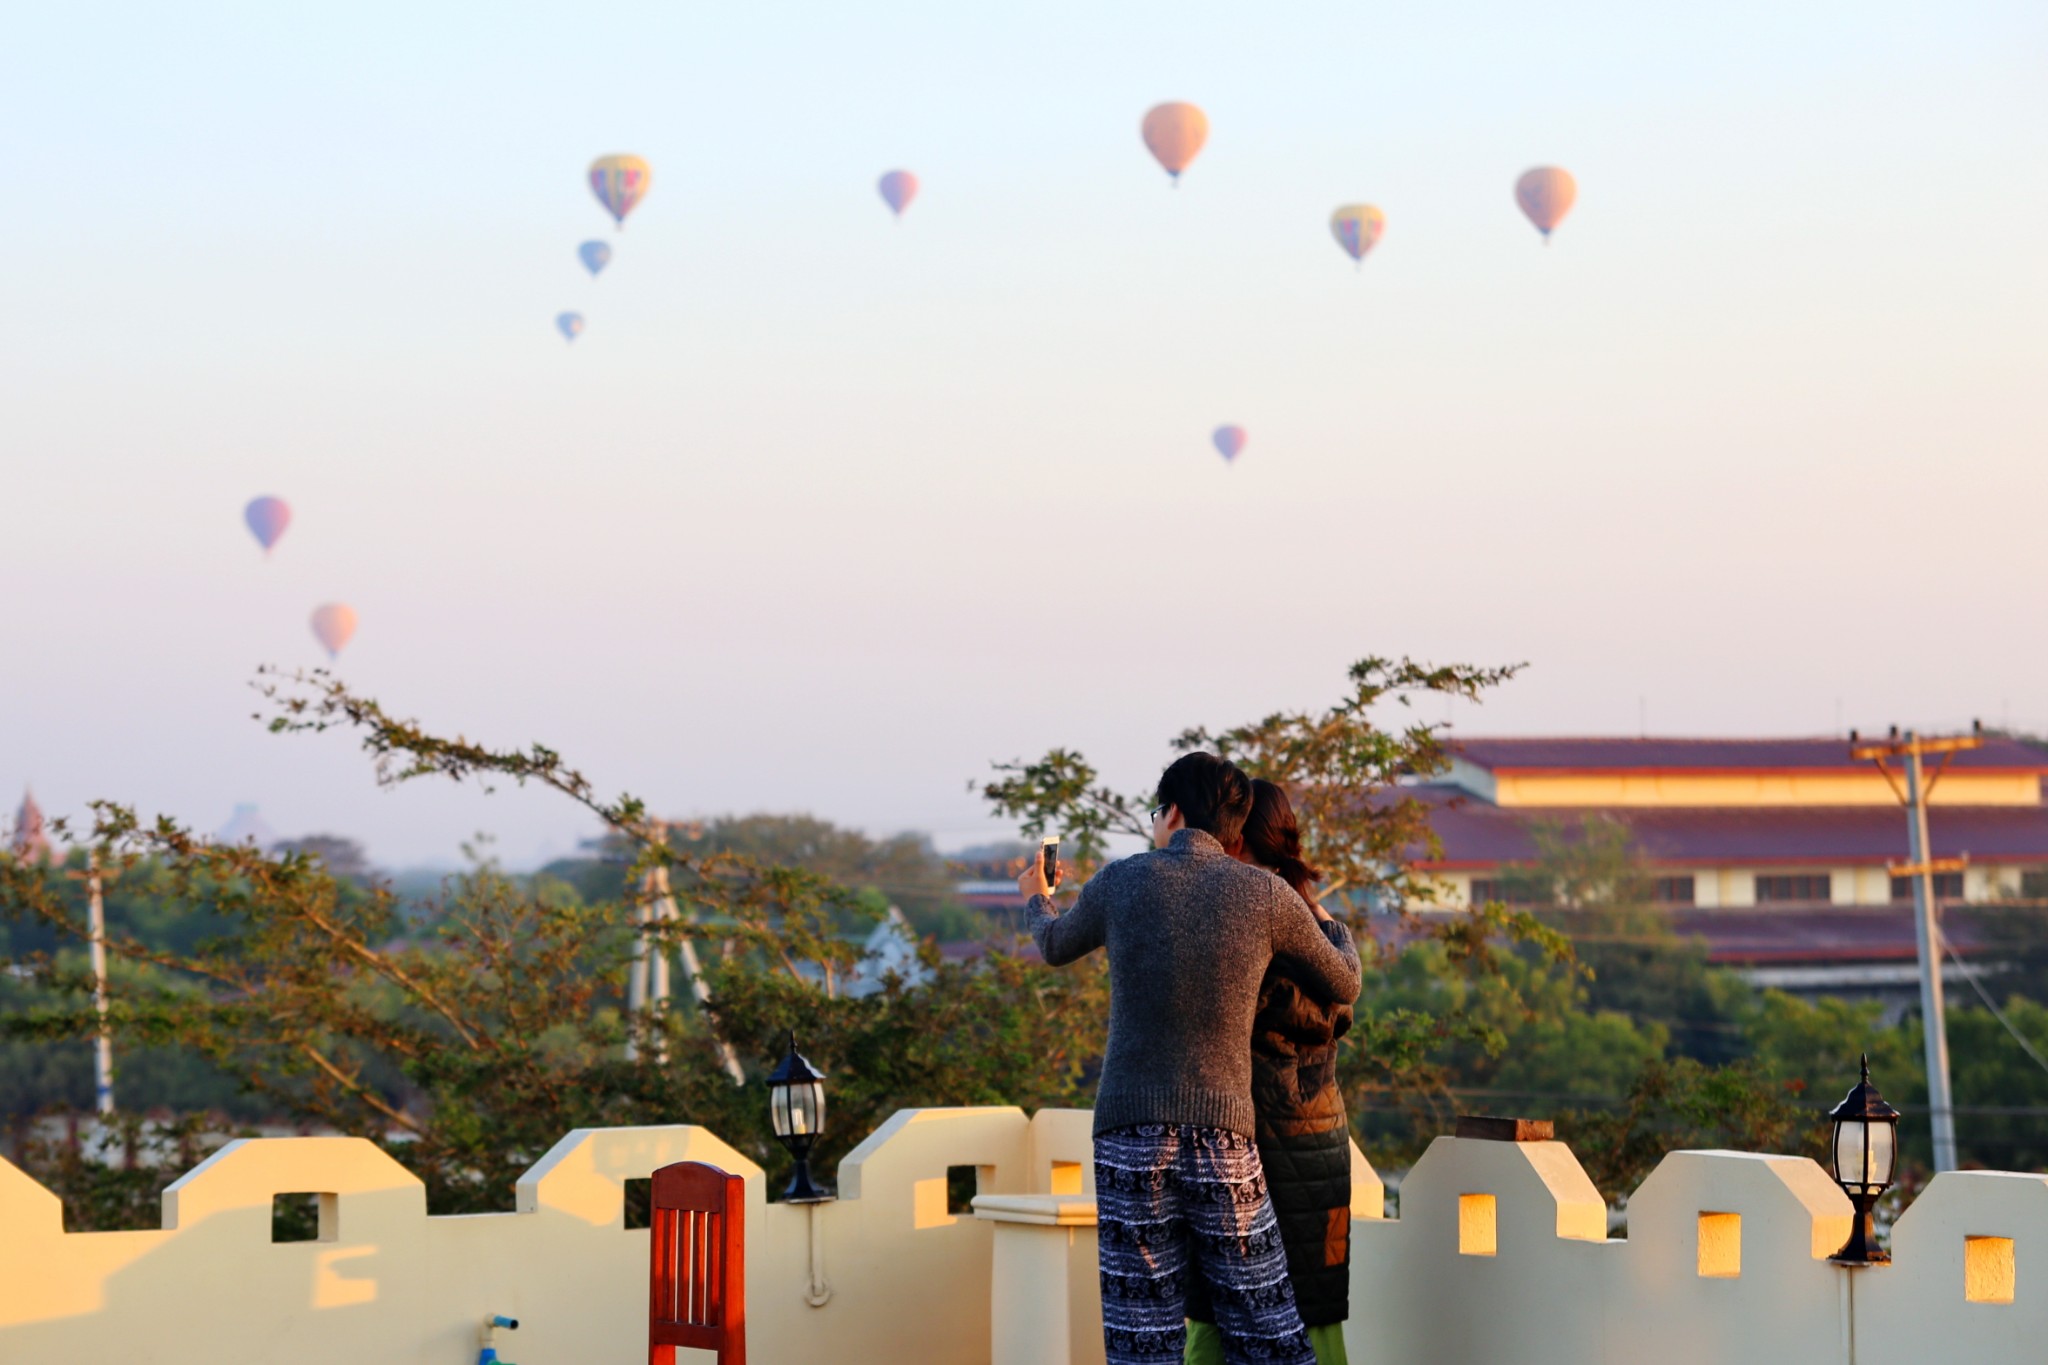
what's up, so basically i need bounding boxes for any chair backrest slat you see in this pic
[647,1162,746,1365]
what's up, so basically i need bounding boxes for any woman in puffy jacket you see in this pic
[1185,779,1355,1365]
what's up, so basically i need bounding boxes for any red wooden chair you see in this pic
[648,1161,747,1365]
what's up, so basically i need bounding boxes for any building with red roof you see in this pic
[1413,736,2048,980]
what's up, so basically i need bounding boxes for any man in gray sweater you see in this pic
[1017,752,1361,1365]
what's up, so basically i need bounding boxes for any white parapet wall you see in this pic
[0,1110,2041,1365]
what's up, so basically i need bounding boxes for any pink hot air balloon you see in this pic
[1142,102,1209,184]
[1515,167,1578,241]
[244,496,291,555]
[1213,425,1247,462]
[878,170,919,218]
[310,604,357,660]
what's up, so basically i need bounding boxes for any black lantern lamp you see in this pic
[1827,1054,1901,1265]
[768,1031,833,1203]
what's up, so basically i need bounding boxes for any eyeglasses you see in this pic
[1148,804,1168,823]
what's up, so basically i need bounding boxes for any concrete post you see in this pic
[974,1193,1103,1365]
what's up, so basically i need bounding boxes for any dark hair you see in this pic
[1241,779,1322,902]
[1156,752,1254,848]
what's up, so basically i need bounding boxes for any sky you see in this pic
[2,1,2045,869]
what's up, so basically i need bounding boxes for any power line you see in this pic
[1943,931,2048,1080]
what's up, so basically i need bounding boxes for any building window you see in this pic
[1653,876,1696,905]
[1890,872,1964,902]
[1755,874,1832,904]
[1468,878,1540,906]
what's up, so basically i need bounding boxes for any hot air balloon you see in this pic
[1213,425,1247,462]
[578,240,612,277]
[244,496,291,555]
[310,604,357,660]
[878,170,918,218]
[588,154,652,228]
[556,312,584,342]
[1329,205,1386,268]
[1515,167,1577,241]
[1141,103,1209,184]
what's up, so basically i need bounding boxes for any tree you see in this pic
[1560,1058,1824,1205]
[1502,816,1743,1064]
[687,815,983,943]
[0,669,1107,1220]
[546,815,990,944]
[270,835,375,884]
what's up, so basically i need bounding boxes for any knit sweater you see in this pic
[1028,828,1361,1139]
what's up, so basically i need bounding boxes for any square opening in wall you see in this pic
[1697,1212,1741,1278]
[1049,1161,1083,1195]
[1458,1194,1497,1257]
[271,1192,336,1243]
[947,1165,982,1215]
[1965,1236,2015,1305]
[623,1178,652,1230]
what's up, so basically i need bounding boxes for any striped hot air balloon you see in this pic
[1329,205,1386,268]
[589,154,652,228]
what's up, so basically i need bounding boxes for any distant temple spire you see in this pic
[11,788,51,862]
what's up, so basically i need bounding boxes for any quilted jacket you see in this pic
[1185,960,1354,1327]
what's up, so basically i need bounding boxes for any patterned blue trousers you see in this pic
[1094,1124,1318,1365]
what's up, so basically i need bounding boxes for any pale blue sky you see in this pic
[3,2,2045,866]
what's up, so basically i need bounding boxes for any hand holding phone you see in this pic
[1040,835,1062,889]
[1017,834,1063,900]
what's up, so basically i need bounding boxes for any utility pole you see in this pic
[1852,726,1980,1173]
[624,822,744,1083]
[624,837,667,1062]
[85,852,115,1116]
[649,859,743,1084]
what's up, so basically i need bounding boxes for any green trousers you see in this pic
[1186,1320,1348,1365]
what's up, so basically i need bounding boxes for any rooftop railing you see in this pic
[1,1106,2041,1364]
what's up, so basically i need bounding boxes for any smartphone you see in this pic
[1039,834,1061,888]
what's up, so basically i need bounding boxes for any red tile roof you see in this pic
[1448,736,2048,775]
[1666,907,1993,964]
[1401,784,2048,869]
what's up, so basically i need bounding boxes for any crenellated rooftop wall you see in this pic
[0,1110,2040,1364]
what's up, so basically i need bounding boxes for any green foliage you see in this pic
[1560,1058,1825,1204]
[11,1112,237,1232]
[1506,816,1744,1063]
[1492,1011,1669,1103]
[1943,995,2048,1170]
[546,814,991,944]
[1739,991,1917,1097]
